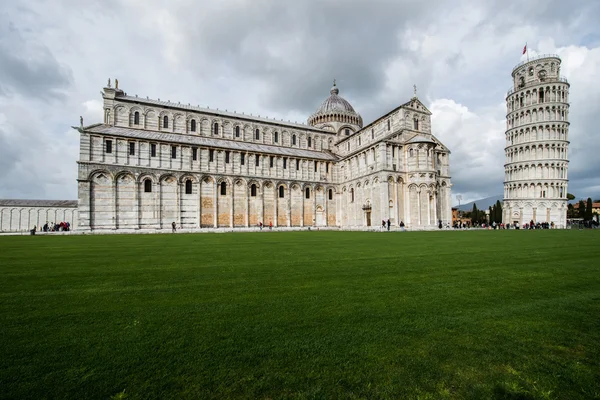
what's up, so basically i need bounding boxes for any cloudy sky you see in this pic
[1,0,599,204]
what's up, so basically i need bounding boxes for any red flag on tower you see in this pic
[522,44,527,55]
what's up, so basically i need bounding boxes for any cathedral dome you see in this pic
[308,81,363,130]
[316,84,358,114]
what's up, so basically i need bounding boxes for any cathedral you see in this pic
[74,79,452,231]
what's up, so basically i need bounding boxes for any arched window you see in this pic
[185,179,192,194]
[255,129,260,140]
[328,189,333,200]
[274,132,279,143]
[371,129,374,139]
[350,188,354,202]
[235,126,240,137]
[163,116,169,129]
[134,111,140,125]
[213,122,219,135]
[345,129,350,136]
[144,179,152,193]
[190,119,196,132]
[279,186,284,198]
[305,187,310,199]
[308,137,312,148]
[292,135,297,145]
[409,148,414,157]
[220,182,227,196]
[388,120,391,131]
[413,118,419,130]
[251,184,257,197]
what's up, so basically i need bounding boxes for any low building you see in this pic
[0,200,78,233]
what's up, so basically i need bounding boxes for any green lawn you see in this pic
[0,231,599,400]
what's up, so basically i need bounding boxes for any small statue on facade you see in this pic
[107,78,111,88]
[115,79,119,89]
[80,116,83,128]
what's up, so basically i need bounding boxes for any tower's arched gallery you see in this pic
[503,55,570,227]
[77,81,452,231]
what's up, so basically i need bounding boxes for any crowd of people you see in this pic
[30,222,71,235]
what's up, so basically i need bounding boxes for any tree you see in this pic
[495,200,503,223]
[567,203,575,218]
[578,200,586,219]
[566,193,576,200]
[471,203,478,224]
[586,197,593,221]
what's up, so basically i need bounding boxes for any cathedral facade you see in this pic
[76,80,452,231]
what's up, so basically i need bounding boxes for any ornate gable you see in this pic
[400,98,432,115]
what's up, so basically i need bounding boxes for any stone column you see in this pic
[287,184,292,227]
[112,180,117,230]
[245,186,249,228]
[380,178,387,224]
[433,192,438,225]
[260,184,264,226]
[312,186,317,227]
[213,180,218,228]
[197,179,201,229]
[324,189,328,227]
[417,188,421,226]
[274,185,278,228]
[229,184,234,228]
[77,180,92,231]
[134,181,140,229]
[427,192,432,226]
[300,187,304,227]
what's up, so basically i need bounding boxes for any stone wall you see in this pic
[0,200,78,232]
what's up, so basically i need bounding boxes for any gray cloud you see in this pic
[0,15,72,100]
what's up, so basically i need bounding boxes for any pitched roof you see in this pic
[0,199,78,208]
[83,125,338,161]
[118,95,328,133]
[406,134,436,144]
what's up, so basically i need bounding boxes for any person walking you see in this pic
[172,221,176,233]
[386,219,390,231]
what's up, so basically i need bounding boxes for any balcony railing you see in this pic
[507,76,569,96]
[511,54,561,72]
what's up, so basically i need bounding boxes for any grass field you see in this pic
[0,230,599,399]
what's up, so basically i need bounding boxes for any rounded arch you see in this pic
[88,169,114,182]
[234,177,247,187]
[179,174,199,184]
[159,173,178,183]
[114,171,136,182]
[216,176,232,186]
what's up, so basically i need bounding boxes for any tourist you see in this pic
[172,221,176,233]
[269,221,272,230]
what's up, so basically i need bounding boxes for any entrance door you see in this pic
[316,209,324,226]
[366,211,371,226]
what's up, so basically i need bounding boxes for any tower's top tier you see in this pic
[508,55,568,96]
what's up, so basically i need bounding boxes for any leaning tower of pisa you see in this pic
[503,54,570,228]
